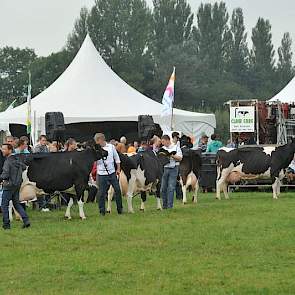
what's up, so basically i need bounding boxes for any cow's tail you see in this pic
[216,154,222,181]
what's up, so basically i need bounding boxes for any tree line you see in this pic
[0,0,294,138]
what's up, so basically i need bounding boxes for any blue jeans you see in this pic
[161,166,179,209]
[0,188,3,208]
[1,188,30,229]
[97,173,123,215]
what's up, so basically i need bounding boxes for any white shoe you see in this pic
[41,208,50,212]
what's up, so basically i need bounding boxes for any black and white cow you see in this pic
[107,150,170,213]
[216,140,295,200]
[22,144,107,219]
[179,148,202,204]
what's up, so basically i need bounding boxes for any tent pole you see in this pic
[170,66,175,132]
[33,111,36,146]
[255,100,259,145]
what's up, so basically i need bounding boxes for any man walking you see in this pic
[94,133,123,215]
[160,135,183,209]
[0,144,30,230]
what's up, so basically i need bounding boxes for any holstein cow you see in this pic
[22,144,107,219]
[216,140,295,200]
[107,149,170,213]
[179,147,202,204]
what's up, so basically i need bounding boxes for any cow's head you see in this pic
[180,135,193,148]
[94,144,108,160]
[85,140,108,160]
[157,148,171,168]
[286,137,295,153]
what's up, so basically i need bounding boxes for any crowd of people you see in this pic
[0,131,238,230]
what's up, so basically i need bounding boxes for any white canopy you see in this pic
[269,76,295,103]
[0,35,216,142]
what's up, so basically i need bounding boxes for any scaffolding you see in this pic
[276,101,287,145]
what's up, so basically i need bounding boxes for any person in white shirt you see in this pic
[160,134,183,209]
[172,132,183,200]
[94,133,123,215]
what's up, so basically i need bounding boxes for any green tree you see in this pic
[195,2,231,74]
[250,18,275,98]
[228,8,249,82]
[151,41,202,107]
[277,32,294,91]
[152,0,194,59]
[66,7,89,55]
[0,47,36,107]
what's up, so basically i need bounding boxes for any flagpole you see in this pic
[170,66,175,131]
[170,106,174,131]
[27,70,32,144]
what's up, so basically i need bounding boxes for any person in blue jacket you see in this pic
[206,134,223,153]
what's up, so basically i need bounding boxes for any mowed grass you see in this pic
[1,192,295,295]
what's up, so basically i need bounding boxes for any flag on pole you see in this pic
[26,71,32,134]
[161,67,175,133]
[5,99,16,111]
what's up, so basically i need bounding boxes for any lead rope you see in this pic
[102,157,110,176]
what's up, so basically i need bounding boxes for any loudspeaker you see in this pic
[138,115,157,141]
[45,112,66,142]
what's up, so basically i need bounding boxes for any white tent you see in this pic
[0,35,216,142]
[269,76,295,103]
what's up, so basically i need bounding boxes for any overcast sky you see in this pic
[0,0,295,58]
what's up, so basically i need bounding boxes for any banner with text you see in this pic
[230,106,255,132]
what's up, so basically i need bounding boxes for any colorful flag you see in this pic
[161,67,175,132]
[26,71,32,134]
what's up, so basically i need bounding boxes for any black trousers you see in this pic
[97,173,123,214]
[2,188,30,229]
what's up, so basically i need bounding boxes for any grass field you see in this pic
[1,192,295,295]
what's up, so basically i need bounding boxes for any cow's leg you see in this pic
[216,166,226,200]
[140,192,146,212]
[127,192,134,213]
[180,178,187,204]
[272,177,279,200]
[127,176,136,213]
[222,182,230,200]
[182,185,187,204]
[156,183,162,210]
[107,186,114,214]
[216,178,225,200]
[78,199,86,220]
[156,198,162,210]
[277,174,283,197]
[276,180,281,197]
[8,202,21,221]
[192,180,199,203]
[13,206,22,221]
[74,184,87,220]
[8,201,13,222]
[65,197,74,219]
